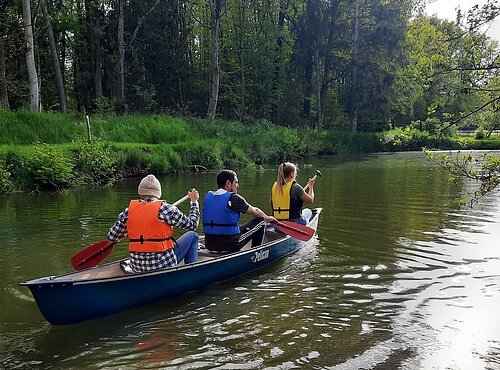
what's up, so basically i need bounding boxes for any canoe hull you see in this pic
[21,209,321,325]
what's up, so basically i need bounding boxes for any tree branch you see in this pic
[128,0,162,47]
[436,95,500,135]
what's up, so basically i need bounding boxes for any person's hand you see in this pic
[264,215,277,223]
[188,188,199,202]
[307,178,315,188]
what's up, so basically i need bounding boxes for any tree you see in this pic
[41,0,67,112]
[207,0,226,119]
[315,0,342,130]
[422,1,500,207]
[410,1,500,135]
[343,0,412,132]
[0,34,9,109]
[21,0,40,111]
[117,0,126,114]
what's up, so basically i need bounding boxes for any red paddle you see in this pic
[70,193,192,271]
[274,221,315,241]
[71,240,116,271]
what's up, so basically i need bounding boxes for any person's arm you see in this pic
[107,209,128,242]
[231,193,277,223]
[247,205,276,223]
[159,189,200,230]
[298,180,314,204]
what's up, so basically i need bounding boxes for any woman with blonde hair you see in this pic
[269,162,314,225]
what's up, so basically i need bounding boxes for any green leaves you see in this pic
[29,144,74,190]
[424,148,500,207]
[71,140,118,186]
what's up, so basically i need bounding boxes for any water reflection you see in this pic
[1,153,500,368]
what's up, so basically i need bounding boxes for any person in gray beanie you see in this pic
[107,174,200,272]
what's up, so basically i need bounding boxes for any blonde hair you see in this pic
[276,162,296,195]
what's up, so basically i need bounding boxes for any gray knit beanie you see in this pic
[138,174,162,198]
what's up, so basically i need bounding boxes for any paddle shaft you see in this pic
[71,192,193,270]
[172,194,190,207]
[303,174,319,191]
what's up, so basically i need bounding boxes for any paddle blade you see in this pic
[71,240,115,271]
[275,221,315,241]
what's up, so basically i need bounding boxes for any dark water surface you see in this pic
[1,153,499,369]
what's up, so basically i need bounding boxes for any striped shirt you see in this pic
[108,197,199,272]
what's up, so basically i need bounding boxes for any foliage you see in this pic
[1,151,30,189]
[28,144,74,190]
[71,140,118,185]
[380,126,429,150]
[474,128,485,140]
[0,161,13,193]
[425,149,500,207]
[93,97,117,117]
[0,110,497,194]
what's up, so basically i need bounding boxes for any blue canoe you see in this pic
[20,208,322,325]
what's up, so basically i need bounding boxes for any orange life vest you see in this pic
[127,200,174,252]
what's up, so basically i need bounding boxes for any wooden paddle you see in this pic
[303,169,322,191]
[274,220,315,241]
[71,193,192,271]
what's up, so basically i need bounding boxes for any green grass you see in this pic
[0,108,498,193]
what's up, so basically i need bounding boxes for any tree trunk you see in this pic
[302,51,313,117]
[41,0,67,112]
[94,3,102,98]
[316,0,340,130]
[116,0,126,115]
[0,35,9,109]
[301,0,315,119]
[207,0,223,119]
[349,0,360,132]
[271,0,287,123]
[21,0,40,111]
[237,0,246,120]
[315,48,321,130]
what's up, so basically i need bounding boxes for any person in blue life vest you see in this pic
[107,174,200,272]
[270,162,314,225]
[202,169,277,253]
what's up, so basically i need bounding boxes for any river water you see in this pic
[1,152,499,369]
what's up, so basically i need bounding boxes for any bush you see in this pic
[28,144,74,190]
[475,128,485,140]
[93,97,116,116]
[0,161,12,193]
[380,127,428,150]
[72,140,118,185]
[174,140,224,169]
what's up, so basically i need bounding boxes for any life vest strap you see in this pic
[203,220,239,228]
[272,207,290,214]
[130,236,175,244]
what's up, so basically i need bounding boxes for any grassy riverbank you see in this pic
[1,109,499,193]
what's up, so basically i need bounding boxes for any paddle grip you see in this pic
[303,174,318,191]
[172,188,198,207]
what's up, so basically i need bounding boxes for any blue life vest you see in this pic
[202,191,240,235]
